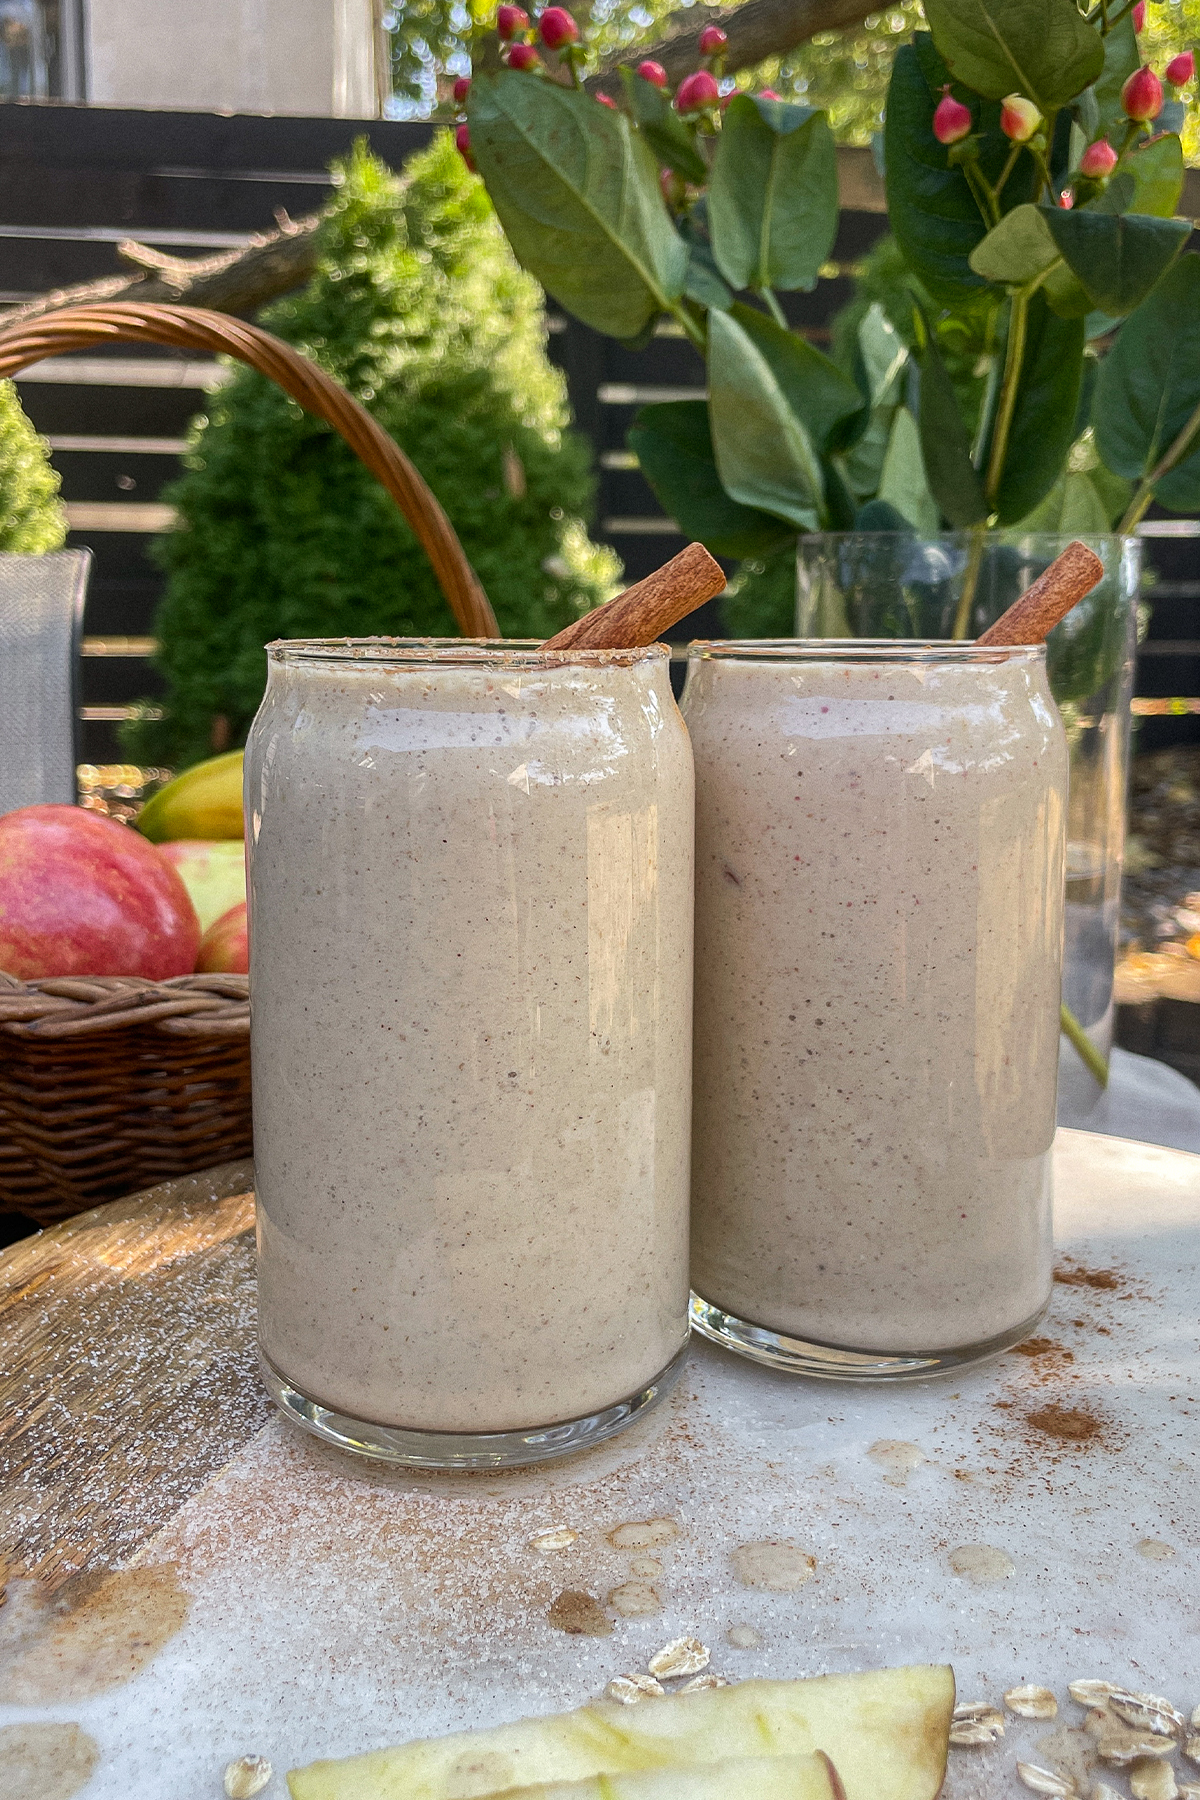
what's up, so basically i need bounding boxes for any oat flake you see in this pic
[1130,1760,1179,1800]
[1006,1685,1059,1720]
[1016,1760,1076,1796]
[648,1638,710,1680]
[605,1675,665,1705]
[529,1528,577,1553]
[224,1754,272,1799]
[950,1719,1004,1747]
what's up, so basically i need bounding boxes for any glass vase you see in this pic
[796,531,1140,1122]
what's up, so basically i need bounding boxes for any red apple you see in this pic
[195,900,248,974]
[0,804,201,980]
[156,838,246,934]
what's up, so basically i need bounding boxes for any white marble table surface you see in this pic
[2,1128,1198,1800]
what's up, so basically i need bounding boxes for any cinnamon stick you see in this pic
[542,542,726,652]
[976,540,1105,646]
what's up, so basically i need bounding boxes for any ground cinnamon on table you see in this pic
[1024,1403,1104,1444]
[1053,1262,1123,1290]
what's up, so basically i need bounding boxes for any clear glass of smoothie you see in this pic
[246,639,693,1466]
[682,640,1068,1379]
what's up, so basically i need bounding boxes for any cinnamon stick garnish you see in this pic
[542,542,726,652]
[976,540,1105,646]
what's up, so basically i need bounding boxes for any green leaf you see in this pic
[1095,252,1200,511]
[619,66,709,187]
[684,242,733,310]
[970,204,1190,319]
[1009,467,1112,532]
[968,203,1090,317]
[993,293,1085,523]
[627,401,793,559]
[1092,134,1184,220]
[708,305,864,529]
[913,310,989,526]
[840,304,910,497]
[1044,208,1191,318]
[708,96,838,294]
[1090,9,1140,143]
[884,36,1038,306]
[924,0,1104,111]
[877,407,940,533]
[821,454,859,529]
[858,302,909,405]
[854,498,914,531]
[468,72,687,341]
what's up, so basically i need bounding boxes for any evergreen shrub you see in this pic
[128,136,619,767]
[0,379,67,553]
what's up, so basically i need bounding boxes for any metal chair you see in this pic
[0,549,90,816]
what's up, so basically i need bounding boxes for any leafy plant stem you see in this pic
[1114,119,1141,168]
[761,286,788,329]
[1029,140,1057,205]
[1116,390,1200,532]
[668,300,706,351]
[960,154,1000,229]
[1060,1003,1109,1087]
[993,143,1022,203]
[952,523,988,638]
[1102,0,1137,32]
[984,289,1030,505]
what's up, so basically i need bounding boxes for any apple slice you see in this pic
[286,1665,954,1800]
[499,1750,844,1800]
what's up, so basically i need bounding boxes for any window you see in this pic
[0,0,85,101]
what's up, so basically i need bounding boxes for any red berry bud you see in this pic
[932,85,972,145]
[1079,138,1118,178]
[497,4,529,40]
[676,69,720,111]
[1059,189,1074,209]
[1122,65,1164,120]
[755,88,781,100]
[1000,93,1042,141]
[538,7,578,49]
[1132,1,1146,28]
[455,123,475,170]
[453,75,471,104]
[699,24,728,54]
[596,92,617,107]
[507,41,541,68]
[637,58,668,87]
[1166,51,1195,86]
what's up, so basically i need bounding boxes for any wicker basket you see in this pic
[0,301,498,1223]
[0,974,252,1224]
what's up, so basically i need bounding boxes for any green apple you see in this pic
[286,1666,955,1800]
[156,839,245,934]
[498,1751,843,1800]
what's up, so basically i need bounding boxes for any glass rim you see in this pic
[265,637,668,670]
[687,638,1047,665]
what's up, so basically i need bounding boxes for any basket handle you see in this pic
[0,302,500,639]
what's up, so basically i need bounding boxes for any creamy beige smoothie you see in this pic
[683,643,1067,1364]
[246,641,693,1442]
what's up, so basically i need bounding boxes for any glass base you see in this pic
[689,1292,1051,1382]
[259,1341,689,1470]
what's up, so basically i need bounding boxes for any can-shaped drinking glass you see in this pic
[682,641,1067,1378]
[246,639,693,1466]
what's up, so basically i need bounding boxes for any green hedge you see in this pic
[127,136,619,768]
[0,379,66,554]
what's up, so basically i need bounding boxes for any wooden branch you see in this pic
[4,212,323,327]
[587,0,883,95]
